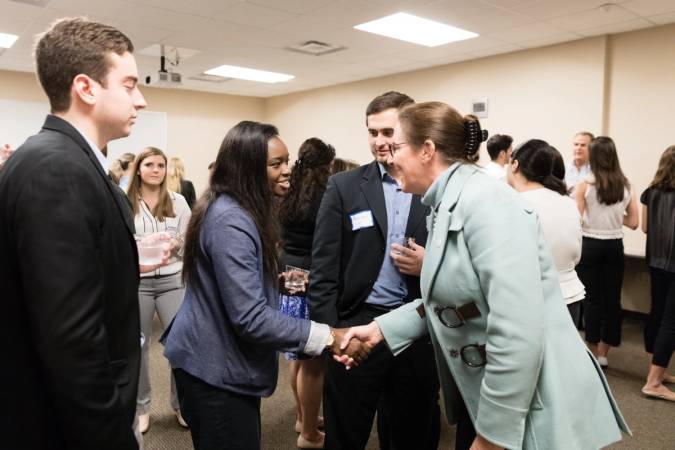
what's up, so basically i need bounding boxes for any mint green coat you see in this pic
[375,163,629,449]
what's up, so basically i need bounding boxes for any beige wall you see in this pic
[0,69,265,194]
[138,86,264,194]
[266,36,607,167]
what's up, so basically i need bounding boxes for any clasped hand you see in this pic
[330,321,384,369]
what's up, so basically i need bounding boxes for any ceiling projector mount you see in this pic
[145,44,182,88]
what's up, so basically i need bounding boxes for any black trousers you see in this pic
[645,267,675,368]
[173,368,261,450]
[324,305,441,450]
[576,237,624,346]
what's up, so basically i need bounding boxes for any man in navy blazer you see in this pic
[309,91,440,449]
[0,18,147,449]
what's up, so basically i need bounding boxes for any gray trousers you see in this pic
[137,273,185,414]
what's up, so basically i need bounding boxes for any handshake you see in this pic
[328,321,384,369]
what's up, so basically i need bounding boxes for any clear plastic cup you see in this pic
[284,265,309,291]
[135,233,168,265]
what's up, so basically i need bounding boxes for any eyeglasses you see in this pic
[388,142,408,157]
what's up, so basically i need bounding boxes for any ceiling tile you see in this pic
[466,43,523,58]
[125,0,244,18]
[648,11,675,25]
[621,0,675,17]
[210,2,298,27]
[0,0,668,97]
[479,0,540,8]
[517,31,581,48]
[576,18,654,37]
[549,4,639,31]
[248,0,333,14]
[509,0,631,20]
[496,21,569,43]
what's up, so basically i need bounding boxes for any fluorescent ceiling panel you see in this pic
[204,64,294,83]
[354,12,478,47]
[0,33,19,49]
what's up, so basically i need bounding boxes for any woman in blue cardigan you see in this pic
[162,121,366,450]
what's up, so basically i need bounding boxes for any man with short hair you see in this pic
[0,18,147,449]
[310,91,440,450]
[565,131,594,194]
[483,134,513,181]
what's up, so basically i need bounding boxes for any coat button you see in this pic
[449,349,459,358]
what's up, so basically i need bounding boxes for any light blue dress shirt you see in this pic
[564,162,590,195]
[366,164,412,308]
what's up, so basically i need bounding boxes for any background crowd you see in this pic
[1,16,674,450]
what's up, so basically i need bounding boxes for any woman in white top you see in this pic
[507,139,585,324]
[126,146,192,432]
[575,137,638,367]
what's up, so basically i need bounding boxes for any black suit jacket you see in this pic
[309,161,429,326]
[0,115,141,449]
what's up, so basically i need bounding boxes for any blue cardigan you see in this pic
[163,194,312,397]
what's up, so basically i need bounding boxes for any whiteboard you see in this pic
[0,98,167,167]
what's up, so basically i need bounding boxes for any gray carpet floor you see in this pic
[143,316,675,449]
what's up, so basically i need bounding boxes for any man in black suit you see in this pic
[309,91,440,449]
[0,18,147,449]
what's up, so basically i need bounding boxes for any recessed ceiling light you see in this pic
[354,12,478,47]
[0,33,19,49]
[204,65,294,83]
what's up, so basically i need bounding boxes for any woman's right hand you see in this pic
[333,321,384,368]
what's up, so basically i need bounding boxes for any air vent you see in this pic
[286,40,346,56]
[189,74,232,83]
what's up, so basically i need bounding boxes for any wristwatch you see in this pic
[325,329,336,349]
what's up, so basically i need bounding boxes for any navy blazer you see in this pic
[308,161,429,326]
[163,194,312,397]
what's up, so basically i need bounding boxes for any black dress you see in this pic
[180,179,196,210]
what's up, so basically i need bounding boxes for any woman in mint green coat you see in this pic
[340,102,629,450]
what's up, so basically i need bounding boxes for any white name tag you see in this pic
[350,210,374,230]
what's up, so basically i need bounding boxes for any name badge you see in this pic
[350,210,374,231]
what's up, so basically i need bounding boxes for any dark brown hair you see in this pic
[183,121,281,285]
[650,145,675,190]
[588,136,630,205]
[511,139,567,195]
[398,102,486,164]
[365,91,414,124]
[280,138,335,226]
[486,134,513,160]
[331,157,359,174]
[34,17,134,112]
[126,147,176,221]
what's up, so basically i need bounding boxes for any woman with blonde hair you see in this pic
[127,147,192,432]
[167,156,197,209]
[109,152,135,189]
[640,145,675,401]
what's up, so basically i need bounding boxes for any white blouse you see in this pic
[521,188,585,304]
[134,191,191,278]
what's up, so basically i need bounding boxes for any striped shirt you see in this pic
[135,191,191,277]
